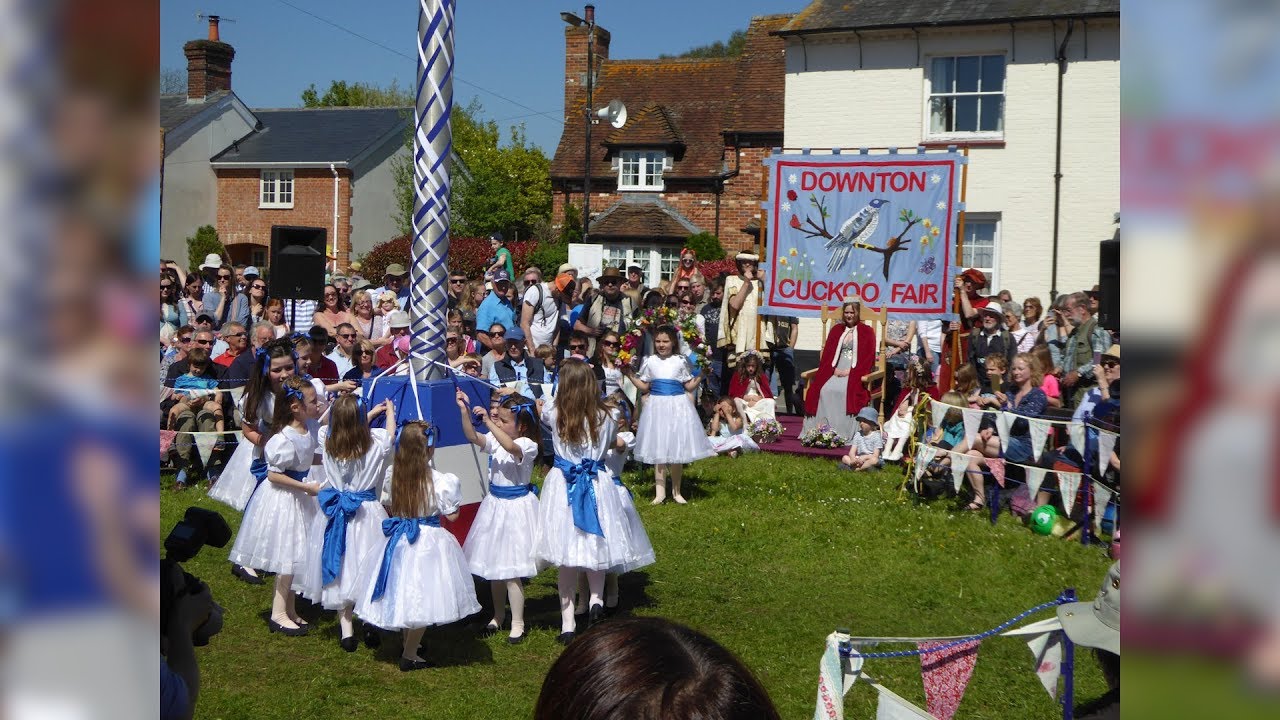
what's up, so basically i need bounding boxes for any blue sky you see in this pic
[161,0,810,154]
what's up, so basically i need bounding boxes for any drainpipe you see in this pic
[330,163,340,274]
[1050,19,1075,301]
[714,134,743,239]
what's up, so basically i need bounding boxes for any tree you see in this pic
[185,225,226,273]
[300,79,412,107]
[660,29,748,59]
[160,67,186,95]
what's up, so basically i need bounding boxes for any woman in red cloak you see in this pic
[802,298,877,439]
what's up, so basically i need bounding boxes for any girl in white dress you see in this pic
[294,394,396,652]
[535,360,655,644]
[623,325,715,504]
[457,391,543,644]
[227,375,323,636]
[210,340,296,583]
[708,396,759,457]
[352,422,481,671]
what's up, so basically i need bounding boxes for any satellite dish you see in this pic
[595,99,627,129]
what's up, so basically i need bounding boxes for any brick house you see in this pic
[160,20,409,273]
[550,11,792,286]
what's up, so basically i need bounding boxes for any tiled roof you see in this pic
[725,14,791,135]
[160,91,230,131]
[210,107,407,165]
[779,0,1119,35]
[588,197,701,239]
[605,104,685,150]
[552,14,790,182]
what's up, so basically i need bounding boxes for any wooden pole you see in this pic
[755,155,768,354]
[946,147,970,391]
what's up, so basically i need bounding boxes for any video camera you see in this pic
[160,507,231,645]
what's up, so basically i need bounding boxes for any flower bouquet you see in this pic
[619,305,711,374]
[799,423,846,449]
[749,418,784,444]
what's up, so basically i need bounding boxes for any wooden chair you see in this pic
[800,304,890,423]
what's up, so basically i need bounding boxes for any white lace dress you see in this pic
[463,435,544,580]
[226,425,318,575]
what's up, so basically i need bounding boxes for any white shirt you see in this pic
[522,282,559,349]
[917,319,943,354]
[327,349,355,378]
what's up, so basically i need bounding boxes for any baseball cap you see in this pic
[1057,563,1120,655]
[492,270,511,284]
[384,263,407,277]
[505,326,525,343]
[194,313,215,325]
[243,266,260,278]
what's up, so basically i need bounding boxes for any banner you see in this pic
[761,151,964,319]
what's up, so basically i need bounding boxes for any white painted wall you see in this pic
[350,134,410,260]
[782,20,1119,351]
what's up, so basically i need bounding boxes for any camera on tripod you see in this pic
[161,507,231,645]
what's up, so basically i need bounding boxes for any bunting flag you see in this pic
[995,411,1014,454]
[1001,618,1064,699]
[1025,467,1048,499]
[918,639,980,720]
[986,457,1007,488]
[931,400,948,430]
[1096,430,1119,475]
[951,454,970,492]
[1029,419,1052,461]
[815,634,863,720]
[194,432,218,469]
[1092,482,1114,536]
[961,408,983,449]
[915,445,938,481]
[1058,471,1082,516]
[874,683,937,719]
[160,429,177,457]
[1068,422,1086,456]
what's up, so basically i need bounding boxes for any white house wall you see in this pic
[783,21,1119,351]
[350,134,410,261]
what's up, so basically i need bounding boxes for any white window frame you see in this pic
[604,243,682,286]
[924,54,1006,141]
[959,213,1001,292]
[259,169,295,209]
[616,150,667,191]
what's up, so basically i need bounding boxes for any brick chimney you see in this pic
[563,5,610,120]
[183,16,234,101]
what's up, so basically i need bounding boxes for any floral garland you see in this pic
[749,418,784,444]
[616,306,711,373]
[799,423,847,449]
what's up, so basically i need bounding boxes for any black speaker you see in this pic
[269,225,327,300]
[1098,238,1119,333]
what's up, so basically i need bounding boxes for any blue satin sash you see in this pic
[650,378,685,396]
[317,488,377,586]
[553,455,606,536]
[489,483,538,499]
[370,516,441,602]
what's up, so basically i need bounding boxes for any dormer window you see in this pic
[618,150,667,191]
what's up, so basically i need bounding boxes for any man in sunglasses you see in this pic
[327,322,359,377]
[476,271,516,351]
[575,266,634,356]
[192,314,229,357]
[225,321,275,389]
[447,272,468,312]
[212,321,248,368]
[491,326,548,399]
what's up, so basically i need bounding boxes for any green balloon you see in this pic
[1030,505,1057,535]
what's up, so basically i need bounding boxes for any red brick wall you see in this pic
[550,142,773,255]
[564,25,611,120]
[216,168,354,273]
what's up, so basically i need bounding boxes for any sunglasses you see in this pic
[600,280,619,286]
[252,284,266,290]
[359,350,374,356]
[178,336,192,343]
[193,339,213,345]
[324,293,338,298]
[600,340,619,347]
[676,285,690,291]
[160,284,173,290]
[568,344,586,352]
[490,331,505,338]
[224,332,247,338]
[1100,359,1119,368]
[450,278,465,284]
[446,337,459,344]
[338,333,357,339]
[680,301,695,307]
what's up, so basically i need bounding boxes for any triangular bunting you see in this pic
[1029,419,1052,462]
[1096,430,1118,476]
[986,457,1006,488]
[874,683,937,719]
[160,429,177,458]
[816,633,858,720]
[1068,422,1085,455]
[931,399,948,430]
[1002,618,1064,700]
[194,433,217,469]
[915,445,937,481]
[1026,467,1047,499]
[918,639,980,720]
[951,453,970,493]
[1092,482,1114,536]
[961,409,983,449]
[996,412,1014,454]
[1058,472,1082,516]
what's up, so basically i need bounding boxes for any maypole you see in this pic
[410,0,455,380]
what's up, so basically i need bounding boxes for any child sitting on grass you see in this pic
[839,407,884,471]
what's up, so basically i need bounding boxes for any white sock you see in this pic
[489,580,508,628]
[402,627,426,661]
[506,580,525,637]
[338,604,354,639]
[270,576,298,628]
[557,568,578,633]
[586,570,605,609]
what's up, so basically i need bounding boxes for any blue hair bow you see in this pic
[284,385,305,402]
[256,346,271,376]
[510,401,536,426]
[395,422,438,450]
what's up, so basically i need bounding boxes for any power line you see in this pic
[273,0,564,125]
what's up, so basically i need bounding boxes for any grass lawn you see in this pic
[163,451,1110,719]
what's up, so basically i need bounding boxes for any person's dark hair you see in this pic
[533,616,781,720]
[652,324,680,350]
[500,393,543,446]
[243,339,295,426]
[641,288,665,310]
[321,283,347,311]
[269,375,312,436]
